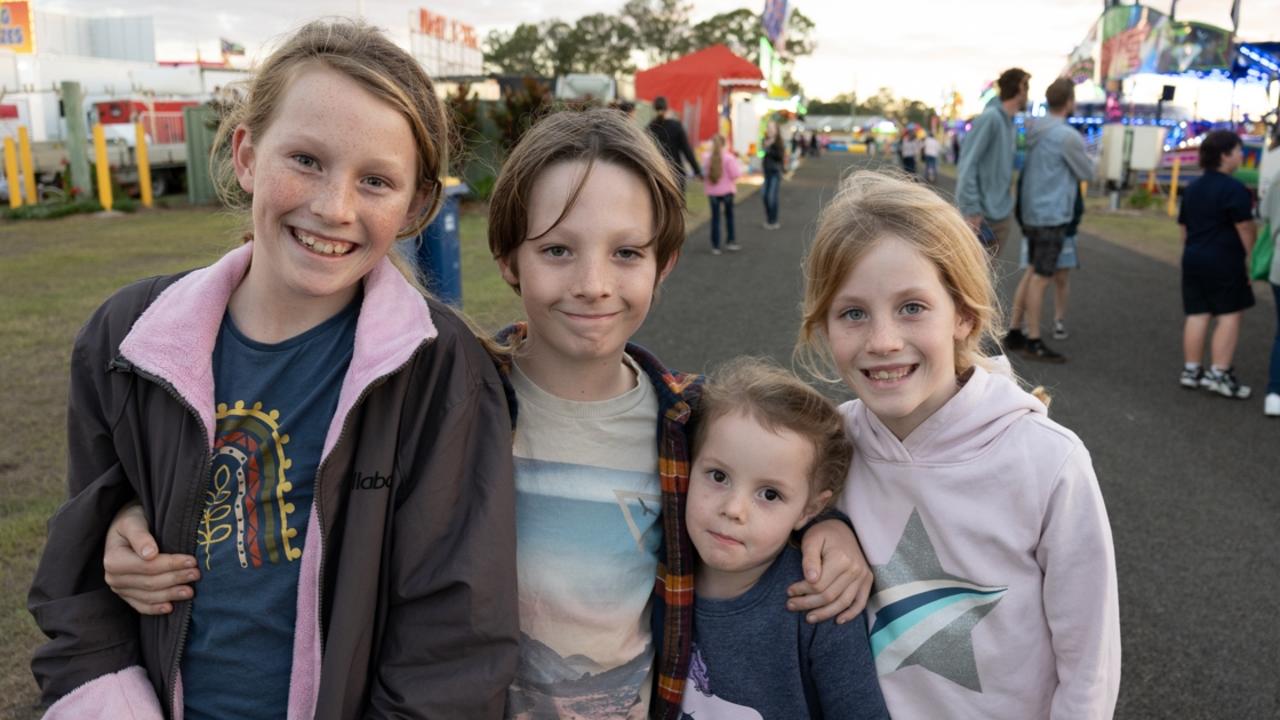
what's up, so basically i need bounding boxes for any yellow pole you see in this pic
[92,123,113,211]
[18,126,35,204]
[135,122,152,208]
[1146,169,1156,193]
[4,137,21,208]
[1166,154,1181,218]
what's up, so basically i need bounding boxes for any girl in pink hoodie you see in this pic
[796,171,1120,719]
[701,133,742,255]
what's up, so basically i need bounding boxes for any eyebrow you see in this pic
[832,287,935,305]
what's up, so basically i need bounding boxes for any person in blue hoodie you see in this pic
[955,67,1029,257]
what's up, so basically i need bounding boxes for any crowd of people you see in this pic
[35,18,1280,720]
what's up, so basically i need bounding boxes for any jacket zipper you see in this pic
[110,356,212,720]
[307,344,426,680]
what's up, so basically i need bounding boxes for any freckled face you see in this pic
[233,64,426,310]
[824,236,973,440]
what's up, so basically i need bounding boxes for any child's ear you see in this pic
[402,184,436,231]
[497,254,521,293]
[795,489,834,531]
[657,251,680,285]
[231,124,254,194]
[954,310,976,341]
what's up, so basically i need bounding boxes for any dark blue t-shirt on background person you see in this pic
[182,297,360,720]
[1179,169,1254,278]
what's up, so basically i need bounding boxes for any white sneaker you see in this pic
[1266,393,1280,417]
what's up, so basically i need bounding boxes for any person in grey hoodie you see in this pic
[955,68,1029,257]
[1007,77,1094,363]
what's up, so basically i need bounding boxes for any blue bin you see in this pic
[401,182,467,307]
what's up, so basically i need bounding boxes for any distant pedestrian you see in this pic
[648,96,702,192]
[1004,77,1094,363]
[808,132,820,157]
[923,133,941,182]
[1259,132,1280,416]
[864,132,876,156]
[761,121,786,230]
[1008,185,1084,353]
[900,131,919,175]
[1178,129,1257,399]
[790,127,803,158]
[951,131,961,164]
[702,133,742,255]
[956,67,1030,257]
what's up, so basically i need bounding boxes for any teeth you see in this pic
[870,368,910,381]
[293,228,353,256]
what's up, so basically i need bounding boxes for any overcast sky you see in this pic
[43,0,1280,114]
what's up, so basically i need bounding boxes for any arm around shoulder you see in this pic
[1036,442,1121,720]
[365,337,518,719]
[29,322,162,713]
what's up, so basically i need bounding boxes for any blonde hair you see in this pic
[797,170,1002,383]
[708,134,725,185]
[693,357,851,506]
[210,18,451,292]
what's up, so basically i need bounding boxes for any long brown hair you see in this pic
[708,134,725,184]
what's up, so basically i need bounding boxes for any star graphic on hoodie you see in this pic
[866,509,1007,692]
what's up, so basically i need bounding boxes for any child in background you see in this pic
[702,133,742,255]
[798,171,1120,719]
[29,19,517,720]
[682,358,888,719]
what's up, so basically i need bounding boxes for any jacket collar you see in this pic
[118,242,437,451]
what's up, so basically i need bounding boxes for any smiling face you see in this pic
[824,235,973,440]
[687,410,829,599]
[233,64,426,314]
[499,160,669,384]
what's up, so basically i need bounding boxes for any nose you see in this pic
[572,253,613,300]
[867,316,903,355]
[720,490,748,523]
[310,176,357,226]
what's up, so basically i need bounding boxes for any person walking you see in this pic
[648,96,702,192]
[956,67,1030,257]
[761,121,786,230]
[923,132,941,182]
[1178,129,1257,399]
[702,133,743,255]
[1261,132,1280,416]
[900,130,920,175]
[1005,77,1094,363]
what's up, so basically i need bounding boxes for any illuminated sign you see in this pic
[0,1,33,54]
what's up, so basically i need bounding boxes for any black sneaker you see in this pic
[1204,368,1252,399]
[1003,328,1027,351]
[1179,366,1204,389]
[1021,338,1066,363]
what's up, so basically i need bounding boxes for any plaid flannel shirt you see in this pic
[493,323,701,719]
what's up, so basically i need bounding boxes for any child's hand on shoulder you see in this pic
[787,519,873,624]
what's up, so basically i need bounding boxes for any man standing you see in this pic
[1008,77,1094,362]
[647,96,702,191]
[956,67,1029,257]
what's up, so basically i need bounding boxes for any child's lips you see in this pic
[709,530,743,547]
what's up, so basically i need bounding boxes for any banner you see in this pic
[1095,4,1232,81]
[0,1,33,55]
[761,0,788,49]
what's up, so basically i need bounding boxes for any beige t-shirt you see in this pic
[505,355,662,720]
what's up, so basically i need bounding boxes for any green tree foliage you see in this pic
[622,0,694,64]
[483,23,547,75]
[783,9,816,58]
[489,77,555,153]
[687,9,759,62]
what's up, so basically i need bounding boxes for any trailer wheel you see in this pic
[150,174,169,198]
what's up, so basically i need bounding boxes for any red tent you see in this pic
[636,44,764,144]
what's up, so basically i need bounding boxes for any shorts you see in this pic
[1023,225,1069,277]
[1181,269,1255,315]
[1019,234,1079,271]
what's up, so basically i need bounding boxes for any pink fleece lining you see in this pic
[44,665,163,720]
[115,243,437,720]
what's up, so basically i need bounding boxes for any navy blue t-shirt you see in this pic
[1178,169,1254,278]
[182,298,359,720]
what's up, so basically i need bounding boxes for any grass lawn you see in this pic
[0,179,721,718]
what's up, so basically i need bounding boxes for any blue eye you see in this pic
[840,308,866,321]
[292,154,317,169]
[902,302,925,315]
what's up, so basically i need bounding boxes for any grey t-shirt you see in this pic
[681,545,889,719]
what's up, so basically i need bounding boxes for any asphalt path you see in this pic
[635,152,1280,719]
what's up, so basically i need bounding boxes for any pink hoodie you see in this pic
[839,366,1121,720]
[701,149,742,196]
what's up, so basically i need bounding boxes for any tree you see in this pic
[687,9,759,62]
[484,23,548,75]
[560,13,639,75]
[783,9,816,59]
[622,0,693,64]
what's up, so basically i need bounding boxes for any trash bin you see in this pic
[401,179,467,307]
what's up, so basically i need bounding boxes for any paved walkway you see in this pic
[635,152,1280,719]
